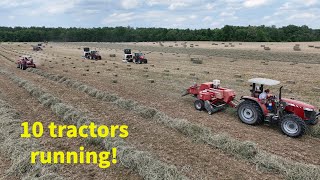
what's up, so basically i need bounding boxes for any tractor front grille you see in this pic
[304,110,316,120]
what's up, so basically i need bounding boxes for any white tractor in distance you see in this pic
[123,49,133,63]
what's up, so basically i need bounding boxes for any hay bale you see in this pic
[308,45,314,48]
[236,79,244,82]
[109,54,116,57]
[203,71,209,74]
[164,70,169,72]
[286,80,296,84]
[190,73,195,76]
[312,87,320,92]
[261,45,265,47]
[264,47,271,50]
[148,79,155,83]
[234,74,242,78]
[293,46,301,51]
[112,80,118,83]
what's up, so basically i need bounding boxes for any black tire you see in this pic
[237,100,264,125]
[17,64,20,68]
[22,64,27,70]
[280,114,306,137]
[145,60,148,64]
[194,100,204,111]
[310,118,318,125]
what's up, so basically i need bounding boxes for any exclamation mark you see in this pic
[112,148,117,164]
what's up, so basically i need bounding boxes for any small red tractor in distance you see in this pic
[183,78,319,137]
[16,55,36,70]
[83,47,101,60]
[182,80,237,114]
[133,52,148,64]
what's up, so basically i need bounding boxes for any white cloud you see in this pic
[243,0,268,8]
[287,13,317,20]
[305,0,318,6]
[202,16,212,22]
[8,15,15,20]
[168,2,188,10]
[220,11,235,17]
[206,3,215,10]
[121,0,139,9]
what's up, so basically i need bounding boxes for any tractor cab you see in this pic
[248,78,280,98]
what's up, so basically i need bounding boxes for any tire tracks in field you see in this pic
[0,61,282,178]
[12,60,320,179]
[0,75,143,180]
[0,69,188,180]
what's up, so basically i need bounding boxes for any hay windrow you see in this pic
[0,69,185,179]
[21,68,320,179]
[0,98,64,179]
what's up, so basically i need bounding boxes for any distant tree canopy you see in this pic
[0,25,319,42]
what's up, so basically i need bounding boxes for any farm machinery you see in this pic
[122,49,148,64]
[183,78,319,137]
[83,47,101,60]
[123,49,133,62]
[16,55,36,70]
[32,45,42,51]
[133,52,148,64]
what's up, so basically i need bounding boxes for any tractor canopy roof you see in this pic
[248,78,280,86]
[21,55,32,58]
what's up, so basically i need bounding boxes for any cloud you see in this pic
[120,0,139,9]
[243,0,268,8]
[287,13,317,20]
[168,2,188,10]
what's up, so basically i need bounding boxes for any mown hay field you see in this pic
[0,41,320,179]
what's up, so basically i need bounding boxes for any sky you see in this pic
[0,0,319,29]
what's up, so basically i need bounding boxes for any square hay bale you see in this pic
[109,54,116,57]
[308,45,314,48]
[293,46,301,51]
[148,79,155,83]
[264,47,271,51]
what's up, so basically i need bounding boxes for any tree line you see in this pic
[0,25,319,42]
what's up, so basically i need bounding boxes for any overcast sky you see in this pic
[0,0,319,29]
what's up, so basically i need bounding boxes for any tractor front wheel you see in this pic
[194,100,204,111]
[280,114,306,137]
[237,100,264,125]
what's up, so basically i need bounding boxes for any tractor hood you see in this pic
[282,98,316,110]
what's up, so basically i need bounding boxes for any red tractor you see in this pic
[83,48,101,60]
[183,78,319,137]
[16,55,36,70]
[182,80,237,114]
[133,52,148,64]
[238,78,319,137]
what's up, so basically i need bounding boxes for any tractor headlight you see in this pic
[304,108,316,119]
[304,108,313,111]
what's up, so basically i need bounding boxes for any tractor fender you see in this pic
[240,96,268,115]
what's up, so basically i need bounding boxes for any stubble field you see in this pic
[0,41,320,180]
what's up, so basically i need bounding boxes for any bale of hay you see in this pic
[164,70,169,72]
[112,80,118,83]
[190,73,195,76]
[286,80,296,84]
[293,46,301,51]
[264,47,271,50]
[261,45,265,47]
[308,45,314,48]
[312,87,320,92]
[203,71,209,74]
[148,79,155,83]
[234,74,242,78]
[109,54,116,57]
[315,46,320,49]
[225,45,229,47]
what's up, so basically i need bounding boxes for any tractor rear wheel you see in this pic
[280,114,306,137]
[22,64,27,70]
[237,100,264,125]
[194,100,204,111]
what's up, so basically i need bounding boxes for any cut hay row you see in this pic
[26,68,320,179]
[0,98,64,180]
[0,69,187,180]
